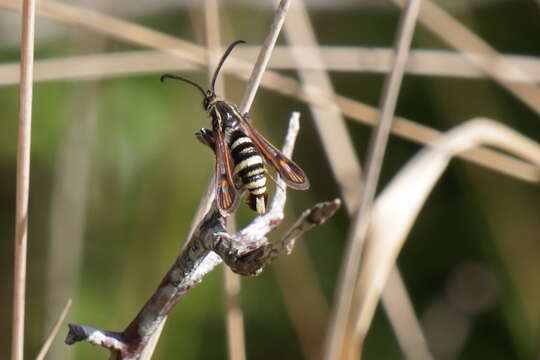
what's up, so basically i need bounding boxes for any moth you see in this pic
[161,40,309,215]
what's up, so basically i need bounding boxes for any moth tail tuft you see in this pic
[246,193,267,214]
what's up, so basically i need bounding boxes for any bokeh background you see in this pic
[1,0,539,359]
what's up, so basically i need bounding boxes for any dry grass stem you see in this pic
[239,0,291,113]
[202,1,246,359]
[391,0,540,115]
[352,118,540,350]
[325,1,422,358]
[381,269,433,360]
[280,1,365,357]
[1,0,535,358]
[184,0,292,242]
[273,241,329,360]
[281,2,427,358]
[1,0,537,183]
[283,0,363,210]
[44,84,98,360]
[203,0,222,87]
[224,268,246,360]
[11,0,36,359]
[2,48,540,86]
[35,299,72,360]
[144,1,290,356]
[44,30,105,360]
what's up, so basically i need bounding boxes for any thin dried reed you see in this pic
[240,0,291,112]
[142,0,292,357]
[202,0,247,359]
[35,299,72,360]
[281,1,427,358]
[11,0,36,359]
[3,0,538,358]
[391,0,540,115]
[281,1,363,357]
[0,0,536,183]
[324,1,423,358]
[352,118,540,350]
[283,0,363,210]
[2,48,540,85]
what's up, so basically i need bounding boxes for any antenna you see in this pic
[210,40,246,94]
[160,73,206,97]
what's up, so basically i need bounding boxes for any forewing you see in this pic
[214,130,239,214]
[241,120,310,190]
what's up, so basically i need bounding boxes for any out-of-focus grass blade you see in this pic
[2,49,540,86]
[35,299,72,360]
[0,0,537,183]
[351,118,540,349]
[280,1,362,358]
[391,0,540,115]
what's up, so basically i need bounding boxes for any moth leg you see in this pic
[242,113,251,122]
[195,128,216,151]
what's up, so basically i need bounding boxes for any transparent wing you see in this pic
[241,120,310,190]
[214,130,239,214]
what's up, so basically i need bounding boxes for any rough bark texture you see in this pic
[64,115,340,359]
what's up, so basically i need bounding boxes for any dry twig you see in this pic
[183,0,292,246]
[141,2,293,356]
[64,113,341,359]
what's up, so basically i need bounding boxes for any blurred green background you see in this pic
[1,1,539,359]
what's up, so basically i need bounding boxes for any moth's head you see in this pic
[203,90,217,111]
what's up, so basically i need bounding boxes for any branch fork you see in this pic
[64,113,340,359]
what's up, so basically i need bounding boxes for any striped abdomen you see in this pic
[229,130,267,214]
